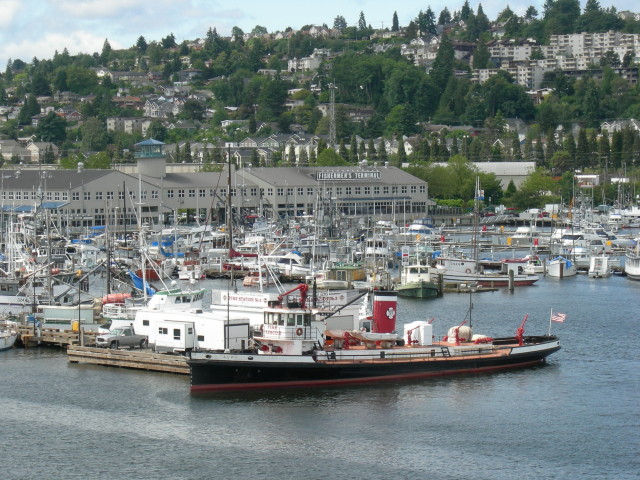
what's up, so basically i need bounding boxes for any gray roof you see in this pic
[0,169,113,191]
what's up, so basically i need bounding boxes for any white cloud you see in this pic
[0,0,24,28]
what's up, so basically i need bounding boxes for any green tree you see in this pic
[36,112,67,143]
[430,34,454,94]
[99,39,112,65]
[136,36,148,54]
[80,117,108,151]
[18,94,40,125]
[392,11,399,31]
[147,120,167,141]
[316,148,348,166]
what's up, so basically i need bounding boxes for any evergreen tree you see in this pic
[598,131,610,171]
[18,94,40,125]
[358,11,367,31]
[367,138,377,162]
[396,134,407,166]
[359,140,366,161]
[378,139,388,162]
[286,144,296,166]
[298,148,309,166]
[438,7,452,25]
[430,34,454,94]
[349,134,358,163]
[251,149,260,167]
[576,128,590,169]
[184,141,192,163]
[338,139,348,160]
[392,11,399,31]
[100,39,112,65]
[136,36,148,54]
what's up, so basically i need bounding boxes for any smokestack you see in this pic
[372,291,397,334]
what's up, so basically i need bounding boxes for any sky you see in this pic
[0,0,635,69]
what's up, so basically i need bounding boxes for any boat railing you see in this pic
[318,344,502,363]
[102,303,138,319]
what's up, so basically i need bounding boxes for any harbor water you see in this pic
[1,273,639,480]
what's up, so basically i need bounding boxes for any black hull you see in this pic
[189,337,561,392]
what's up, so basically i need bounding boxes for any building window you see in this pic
[167,190,174,198]
[54,192,60,201]
[251,188,257,196]
[107,191,114,200]
[96,192,103,200]
[199,189,206,198]
[354,187,361,195]
[345,187,352,195]
[267,188,273,196]
[410,185,417,193]
[141,191,147,200]
[373,186,380,195]
[62,193,68,201]
[383,186,389,194]
[307,187,313,196]
[189,189,195,198]
[364,186,370,195]
[401,186,407,194]
[277,188,284,196]
[152,190,158,199]
[72,192,79,201]
[287,188,293,196]
[230,188,236,197]
[420,185,426,193]
[15,192,20,200]
[118,191,124,200]
[297,187,304,196]
[129,190,135,200]
[392,186,398,194]
[336,187,342,195]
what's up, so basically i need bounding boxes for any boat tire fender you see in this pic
[296,328,303,336]
[465,268,471,274]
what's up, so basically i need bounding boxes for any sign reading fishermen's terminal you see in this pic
[316,170,381,181]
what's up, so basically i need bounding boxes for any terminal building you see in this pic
[0,140,434,235]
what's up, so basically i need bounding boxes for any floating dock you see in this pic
[67,345,189,374]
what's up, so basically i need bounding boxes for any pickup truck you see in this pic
[95,325,148,349]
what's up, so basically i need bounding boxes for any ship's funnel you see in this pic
[372,291,398,333]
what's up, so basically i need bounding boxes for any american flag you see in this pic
[551,312,566,323]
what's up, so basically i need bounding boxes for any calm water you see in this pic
[2,273,639,480]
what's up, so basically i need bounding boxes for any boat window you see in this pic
[287,314,295,326]
[296,314,304,326]
[410,268,418,274]
[173,328,181,340]
[304,314,311,326]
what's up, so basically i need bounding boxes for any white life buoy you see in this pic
[296,327,303,336]
[465,268,471,274]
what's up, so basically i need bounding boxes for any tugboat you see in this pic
[188,290,561,393]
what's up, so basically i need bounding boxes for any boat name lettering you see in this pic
[222,294,268,304]
[316,171,380,181]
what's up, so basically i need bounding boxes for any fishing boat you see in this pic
[395,263,440,298]
[588,255,612,278]
[0,325,18,351]
[188,290,561,392]
[547,256,577,278]
[624,240,640,280]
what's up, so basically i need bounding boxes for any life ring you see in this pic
[296,327,303,336]
[465,268,471,274]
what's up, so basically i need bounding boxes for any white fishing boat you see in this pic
[547,256,577,278]
[588,255,612,278]
[624,240,640,280]
[0,325,18,351]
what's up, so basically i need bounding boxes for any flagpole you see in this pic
[548,308,553,336]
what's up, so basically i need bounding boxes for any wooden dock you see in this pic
[12,325,98,348]
[67,345,189,374]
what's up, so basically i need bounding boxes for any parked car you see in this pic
[95,325,148,349]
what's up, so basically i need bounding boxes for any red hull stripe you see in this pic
[190,359,544,393]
